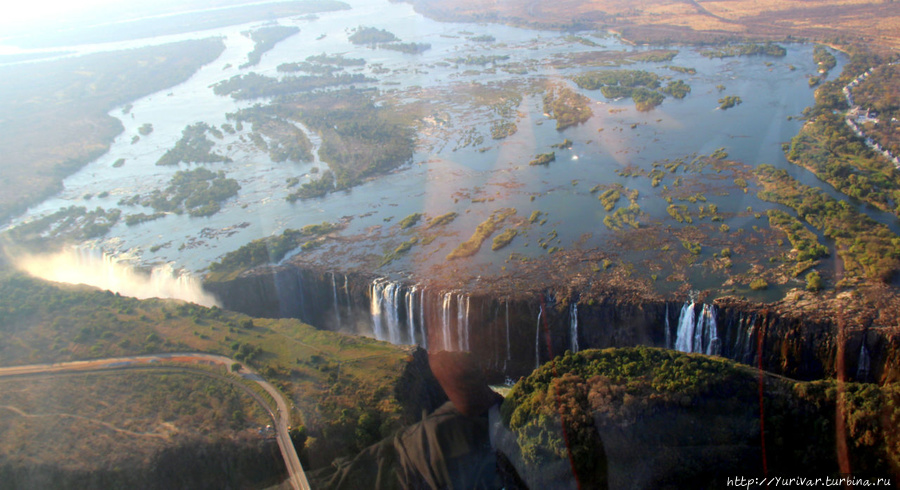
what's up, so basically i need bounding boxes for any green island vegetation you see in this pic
[700,42,787,59]
[240,25,300,69]
[348,26,398,44]
[603,205,640,230]
[571,69,684,111]
[448,54,510,66]
[112,158,126,168]
[542,83,593,130]
[0,270,426,471]
[119,168,240,218]
[206,222,341,281]
[490,120,518,139]
[467,34,495,42]
[3,206,122,249]
[426,212,458,229]
[155,122,232,166]
[681,239,701,255]
[806,270,824,291]
[380,237,418,266]
[528,211,543,224]
[786,50,900,215]
[749,277,769,290]
[0,370,279,489]
[564,35,599,47]
[598,185,623,211]
[501,347,899,488]
[665,65,696,75]
[288,171,335,201]
[529,152,555,166]
[227,105,313,163]
[756,164,900,284]
[662,80,691,99]
[550,139,573,149]
[767,209,830,268]
[398,213,423,229]
[137,123,153,136]
[274,89,415,193]
[813,44,837,74]
[491,228,518,251]
[381,42,432,54]
[0,38,225,222]
[212,72,374,99]
[718,95,742,110]
[627,50,677,62]
[667,204,692,223]
[278,53,366,73]
[808,76,821,88]
[124,212,166,226]
[447,208,516,260]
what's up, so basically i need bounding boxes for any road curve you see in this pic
[0,353,311,490]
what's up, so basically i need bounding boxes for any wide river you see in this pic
[6,0,893,300]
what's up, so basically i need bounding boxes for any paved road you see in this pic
[0,353,311,490]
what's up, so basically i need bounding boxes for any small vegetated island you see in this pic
[119,168,240,218]
[240,25,300,69]
[156,122,232,166]
[571,69,691,111]
[347,26,431,54]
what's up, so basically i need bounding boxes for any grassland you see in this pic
[0,270,429,469]
[404,0,900,50]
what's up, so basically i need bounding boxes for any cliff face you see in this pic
[205,264,900,384]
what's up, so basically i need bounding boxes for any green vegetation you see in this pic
[667,204,691,223]
[491,228,518,251]
[767,210,829,263]
[207,222,341,281]
[0,38,225,221]
[598,185,622,211]
[628,50,677,62]
[665,65,696,75]
[529,152,555,166]
[528,211,543,224]
[749,277,768,290]
[288,171,334,201]
[381,42,431,54]
[0,270,424,470]
[681,239,701,255]
[348,26,398,44]
[447,208,516,260]
[490,120,517,139]
[227,105,313,163]
[542,83,592,130]
[426,212,458,229]
[662,80,691,99]
[718,95,742,110]
[564,35,599,47]
[467,34,495,42]
[213,72,374,99]
[502,347,898,488]
[398,213,423,229]
[3,206,122,249]
[278,53,366,73]
[572,69,683,110]
[700,42,786,58]
[380,237,418,266]
[757,164,900,283]
[137,123,153,136]
[448,54,510,66]
[120,168,239,218]
[124,212,166,226]
[156,122,231,166]
[806,270,824,291]
[851,63,900,157]
[240,25,300,69]
[813,45,837,74]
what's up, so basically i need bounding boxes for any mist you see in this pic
[13,247,219,307]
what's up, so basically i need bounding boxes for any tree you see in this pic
[806,271,824,292]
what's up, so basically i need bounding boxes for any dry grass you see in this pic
[409,0,900,49]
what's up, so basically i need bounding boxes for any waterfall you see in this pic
[370,278,403,344]
[569,302,579,353]
[418,287,427,349]
[406,286,418,346]
[535,305,543,370]
[371,279,386,341]
[674,302,721,355]
[331,273,341,327]
[343,275,351,316]
[857,342,871,381]
[442,292,453,351]
[456,293,467,351]
[674,302,696,352]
